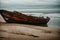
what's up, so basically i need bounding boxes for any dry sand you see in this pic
[0,23,60,40]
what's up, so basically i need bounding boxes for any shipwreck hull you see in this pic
[0,10,50,26]
[6,19,48,26]
[6,19,47,24]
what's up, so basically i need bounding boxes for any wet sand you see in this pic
[0,23,60,40]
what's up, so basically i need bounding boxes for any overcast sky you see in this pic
[0,0,60,5]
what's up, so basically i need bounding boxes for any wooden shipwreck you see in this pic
[0,10,50,25]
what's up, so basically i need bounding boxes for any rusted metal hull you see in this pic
[0,10,50,26]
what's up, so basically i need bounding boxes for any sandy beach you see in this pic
[0,23,60,40]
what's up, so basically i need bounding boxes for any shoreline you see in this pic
[0,23,60,40]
